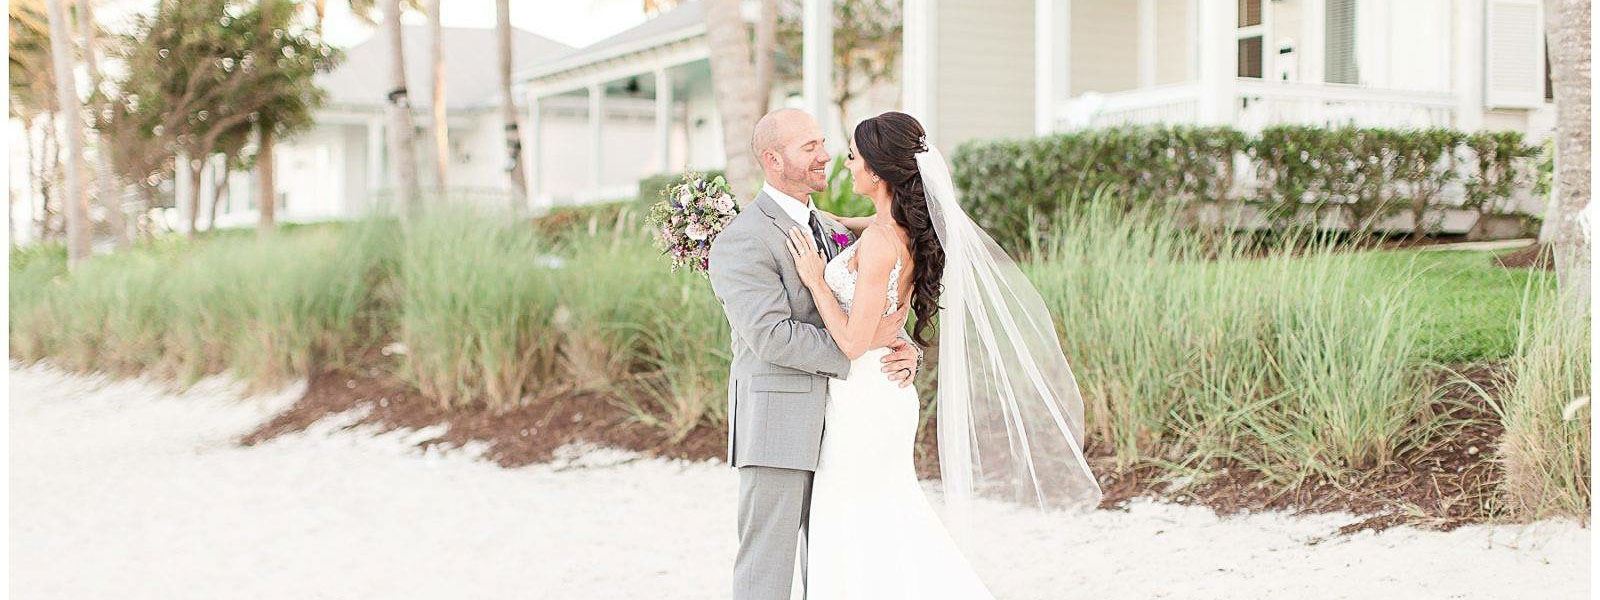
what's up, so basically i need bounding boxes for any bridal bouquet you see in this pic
[646,172,740,276]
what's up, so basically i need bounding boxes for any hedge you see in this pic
[951,125,1540,250]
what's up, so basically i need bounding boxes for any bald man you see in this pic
[707,108,922,600]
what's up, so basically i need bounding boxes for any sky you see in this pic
[95,0,653,51]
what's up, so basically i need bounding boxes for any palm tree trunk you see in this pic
[186,161,204,238]
[314,0,326,35]
[705,0,762,200]
[258,122,277,233]
[428,0,448,198]
[385,0,421,217]
[1543,0,1591,319]
[497,0,527,214]
[79,0,128,248]
[753,0,777,114]
[46,0,90,265]
[208,161,230,231]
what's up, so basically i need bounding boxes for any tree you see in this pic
[115,0,337,238]
[11,0,59,242]
[46,0,90,264]
[497,0,527,214]
[428,0,448,197]
[78,0,129,247]
[1542,0,1591,318]
[776,0,901,144]
[384,0,422,216]
[704,0,775,199]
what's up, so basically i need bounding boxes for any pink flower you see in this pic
[829,232,850,248]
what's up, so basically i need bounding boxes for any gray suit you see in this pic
[707,190,854,600]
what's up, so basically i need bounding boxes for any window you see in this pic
[1236,0,1265,78]
[1238,0,1262,27]
[1238,37,1263,78]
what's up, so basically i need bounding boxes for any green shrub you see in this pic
[954,125,1540,251]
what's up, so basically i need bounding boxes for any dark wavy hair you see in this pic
[853,111,944,347]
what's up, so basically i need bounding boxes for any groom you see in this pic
[708,108,922,600]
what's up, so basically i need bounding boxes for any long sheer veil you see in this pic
[915,145,1102,527]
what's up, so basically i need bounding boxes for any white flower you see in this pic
[685,222,711,241]
[676,187,695,207]
[713,195,736,214]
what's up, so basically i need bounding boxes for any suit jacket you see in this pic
[707,189,856,472]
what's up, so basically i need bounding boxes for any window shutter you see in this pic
[1484,0,1545,108]
[1324,0,1358,85]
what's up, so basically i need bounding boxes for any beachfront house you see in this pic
[526,0,1553,207]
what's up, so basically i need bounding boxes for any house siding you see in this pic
[933,0,1036,150]
[1070,0,1139,94]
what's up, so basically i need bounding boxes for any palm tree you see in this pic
[497,0,526,213]
[704,0,765,199]
[1542,0,1591,317]
[428,0,448,197]
[45,0,89,265]
[77,0,128,247]
[384,0,421,216]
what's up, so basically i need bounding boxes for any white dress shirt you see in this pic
[762,182,815,229]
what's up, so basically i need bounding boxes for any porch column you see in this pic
[1300,0,1326,83]
[655,67,674,174]
[1035,0,1071,135]
[366,117,385,197]
[1138,0,1156,88]
[527,92,544,209]
[802,0,836,145]
[902,0,937,138]
[1195,0,1237,124]
[588,83,604,199]
[1452,0,1485,131]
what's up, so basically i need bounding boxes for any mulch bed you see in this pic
[240,361,1513,534]
[1493,242,1554,270]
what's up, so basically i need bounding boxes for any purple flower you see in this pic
[829,232,850,248]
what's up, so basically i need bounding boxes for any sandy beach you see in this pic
[8,364,1589,599]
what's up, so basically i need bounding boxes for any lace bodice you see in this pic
[823,241,904,318]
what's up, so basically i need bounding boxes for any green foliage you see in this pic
[953,125,1541,251]
[10,223,390,384]
[813,155,874,217]
[1462,131,1542,216]
[951,125,1246,249]
[106,0,340,189]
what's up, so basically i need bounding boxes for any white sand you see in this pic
[9,364,1590,600]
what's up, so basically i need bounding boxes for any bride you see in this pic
[782,111,1103,598]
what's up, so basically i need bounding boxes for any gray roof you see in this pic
[523,1,706,80]
[321,25,572,109]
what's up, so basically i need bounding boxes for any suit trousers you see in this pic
[733,465,814,600]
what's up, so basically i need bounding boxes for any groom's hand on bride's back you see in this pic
[874,303,919,388]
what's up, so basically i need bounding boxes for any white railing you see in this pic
[1057,80,1457,131]
[1059,83,1200,130]
[1234,80,1456,131]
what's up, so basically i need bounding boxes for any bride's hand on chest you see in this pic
[784,226,829,290]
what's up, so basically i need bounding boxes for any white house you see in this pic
[900,0,1554,148]
[190,25,599,228]
[524,0,1554,205]
[171,0,1556,223]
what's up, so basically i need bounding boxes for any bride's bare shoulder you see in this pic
[855,225,908,269]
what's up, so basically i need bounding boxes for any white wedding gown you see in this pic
[802,241,996,600]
